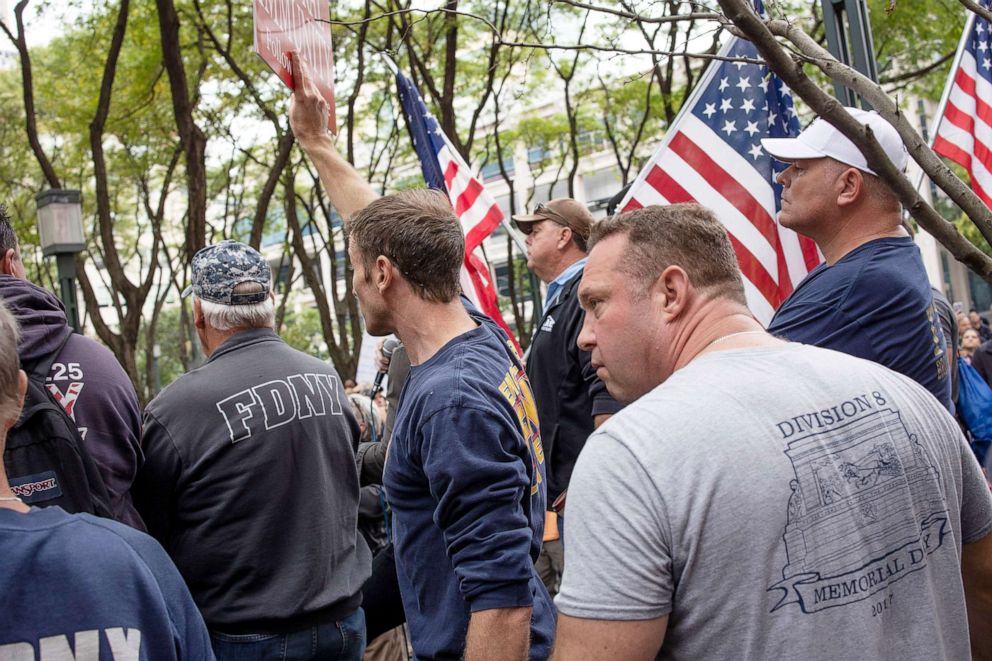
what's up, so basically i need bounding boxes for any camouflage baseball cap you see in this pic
[181,240,272,305]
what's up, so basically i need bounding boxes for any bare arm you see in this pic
[464,606,532,661]
[963,530,992,660]
[288,53,378,221]
[552,614,667,661]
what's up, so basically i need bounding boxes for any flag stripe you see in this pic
[394,65,520,352]
[670,132,780,251]
[935,11,992,215]
[653,150,780,274]
[647,163,783,306]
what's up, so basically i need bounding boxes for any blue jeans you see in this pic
[210,608,366,661]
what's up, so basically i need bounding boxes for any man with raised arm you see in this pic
[289,55,555,661]
[552,203,992,661]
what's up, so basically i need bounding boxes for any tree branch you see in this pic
[718,0,992,280]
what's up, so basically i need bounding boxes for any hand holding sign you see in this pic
[253,0,336,133]
[289,53,330,144]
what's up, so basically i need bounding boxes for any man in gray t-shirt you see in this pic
[553,203,992,660]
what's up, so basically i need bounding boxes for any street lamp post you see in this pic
[35,190,86,334]
[820,0,879,108]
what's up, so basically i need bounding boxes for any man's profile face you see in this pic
[347,241,389,336]
[577,233,667,404]
[775,158,839,236]
[525,220,563,283]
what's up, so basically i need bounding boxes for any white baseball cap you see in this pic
[761,107,908,176]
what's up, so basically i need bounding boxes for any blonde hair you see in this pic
[0,300,22,425]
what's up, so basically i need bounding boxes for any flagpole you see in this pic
[912,7,976,193]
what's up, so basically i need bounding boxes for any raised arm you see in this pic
[288,52,378,221]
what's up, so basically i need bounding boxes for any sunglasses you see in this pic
[534,202,574,229]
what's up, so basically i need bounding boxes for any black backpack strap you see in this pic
[9,330,116,520]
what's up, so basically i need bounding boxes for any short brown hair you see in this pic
[591,203,747,305]
[0,300,21,425]
[348,189,463,303]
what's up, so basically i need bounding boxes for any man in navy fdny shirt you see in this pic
[762,108,951,411]
[290,57,555,660]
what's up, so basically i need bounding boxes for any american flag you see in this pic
[393,64,520,350]
[933,1,992,208]
[619,2,821,324]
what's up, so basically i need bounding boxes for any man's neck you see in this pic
[542,251,585,285]
[200,326,260,357]
[672,300,784,373]
[394,298,478,365]
[0,475,29,513]
[815,213,907,265]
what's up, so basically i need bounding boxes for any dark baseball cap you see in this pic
[181,240,272,305]
[512,198,593,241]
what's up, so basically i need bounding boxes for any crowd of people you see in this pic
[1,55,991,661]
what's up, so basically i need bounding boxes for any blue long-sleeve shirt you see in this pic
[383,317,555,660]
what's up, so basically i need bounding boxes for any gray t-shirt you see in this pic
[557,344,992,660]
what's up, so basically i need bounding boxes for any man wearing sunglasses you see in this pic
[513,199,622,594]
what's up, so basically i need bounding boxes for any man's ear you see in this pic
[193,298,206,329]
[557,226,573,250]
[0,248,17,277]
[656,265,691,318]
[375,255,395,293]
[836,168,865,208]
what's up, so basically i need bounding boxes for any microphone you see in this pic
[371,338,401,397]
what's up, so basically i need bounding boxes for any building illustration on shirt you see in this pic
[768,395,949,614]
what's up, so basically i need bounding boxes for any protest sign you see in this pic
[253,0,336,132]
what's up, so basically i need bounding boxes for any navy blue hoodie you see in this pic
[0,275,143,527]
[383,313,555,660]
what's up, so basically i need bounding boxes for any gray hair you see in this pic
[347,393,381,444]
[0,300,22,425]
[0,204,18,255]
[197,282,274,331]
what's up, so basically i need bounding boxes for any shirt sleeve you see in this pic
[420,404,536,612]
[125,529,215,660]
[556,430,674,620]
[131,410,183,546]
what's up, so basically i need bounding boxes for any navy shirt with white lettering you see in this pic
[768,237,951,411]
[383,317,555,660]
[0,506,213,659]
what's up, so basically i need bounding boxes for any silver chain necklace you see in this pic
[703,329,768,351]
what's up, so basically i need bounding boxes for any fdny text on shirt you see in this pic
[1,628,140,660]
[216,372,344,443]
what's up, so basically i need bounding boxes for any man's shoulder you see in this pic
[59,334,132,381]
[152,333,337,405]
[780,239,923,316]
[6,508,159,564]
[409,331,516,410]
